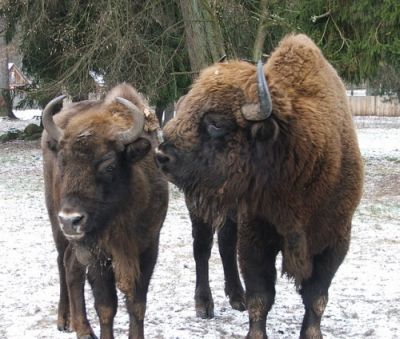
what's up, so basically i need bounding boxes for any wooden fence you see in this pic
[348,96,400,116]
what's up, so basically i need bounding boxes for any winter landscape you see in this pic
[0,112,399,339]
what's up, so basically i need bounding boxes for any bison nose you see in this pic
[155,149,171,165]
[58,211,86,236]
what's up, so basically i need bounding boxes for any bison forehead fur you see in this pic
[160,34,364,283]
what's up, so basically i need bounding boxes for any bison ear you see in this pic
[250,118,279,142]
[125,137,151,163]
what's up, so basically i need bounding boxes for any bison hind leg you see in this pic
[191,210,216,318]
[217,217,246,312]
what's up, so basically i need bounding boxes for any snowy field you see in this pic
[0,115,399,339]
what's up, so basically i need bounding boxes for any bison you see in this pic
[41,84,168,339]
[156,34,363,338]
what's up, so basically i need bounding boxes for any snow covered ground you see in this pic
[0,115,399,338]
[0,110,41,134]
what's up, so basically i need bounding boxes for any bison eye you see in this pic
[105,165,115,172]
[97,156,118,183]
[203,113,236,139]
[207,124,229,138]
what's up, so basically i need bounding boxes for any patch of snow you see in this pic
[0,117,399,338]
[13,109,42,121]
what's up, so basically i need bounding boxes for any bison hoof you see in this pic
[300,326,323,339]
[57,324,72,333]
[226,287,246,312]
[57,320,72,333]
[77,334,98,339]
[246,329,268,339]
[230,298,246,312]
[195,298,214,319]
[195,288,215,319]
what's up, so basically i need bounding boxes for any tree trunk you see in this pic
[163,102,175,126]
[155,104,165,126]
[252,0,269,62]
[179,0,225,77]
[0,15,14,118]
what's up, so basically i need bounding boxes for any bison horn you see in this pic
[115,97,145,145]
[42,95,66,142]
[241,60,272,121]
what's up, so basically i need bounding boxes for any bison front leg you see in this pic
[87,261,117,339]
[299,239,349,339]
[238,221,281,339]
[50,215,72,332]
[126,243,159,339]
[190,210,215,318]
[217,217,246,311]
[64,246,97,339]
[55,238,71,332]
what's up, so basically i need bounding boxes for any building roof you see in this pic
[8,63,31,87]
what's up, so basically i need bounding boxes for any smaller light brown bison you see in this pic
[42,84,168,339]
[156,34,363,338]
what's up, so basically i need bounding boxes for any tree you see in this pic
[1,0,295,108]
[252,0,269,61]
[179,0,225,75]
[288,0,400,88]
[3,0,399,108]
[0,13,13,118]
[2,0,192,107]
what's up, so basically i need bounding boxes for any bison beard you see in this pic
[157,33,363,339]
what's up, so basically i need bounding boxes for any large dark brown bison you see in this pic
[156,34,363,338]
[41,84,168,339]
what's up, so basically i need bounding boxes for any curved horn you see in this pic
[241,60,272,121]
[257,60,272,118]
[115,97,145,145]
[42,95,66,141]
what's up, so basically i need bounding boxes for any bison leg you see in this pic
[55,237,71,332]
[50,215,71,332]
[217,217,246,311]
[299,240,349,339]
[190,211,215,318]
[239,221,281,339]
[126,242,159,339]
[64,246,97,339]
[87,261,117,339]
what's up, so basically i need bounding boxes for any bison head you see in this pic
[43,86,151,241]
[156,61,280,225]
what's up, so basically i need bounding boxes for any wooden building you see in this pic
[8,63,30,89]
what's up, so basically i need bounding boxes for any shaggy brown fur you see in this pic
[157,34,363,338]
[42,84,168,339]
